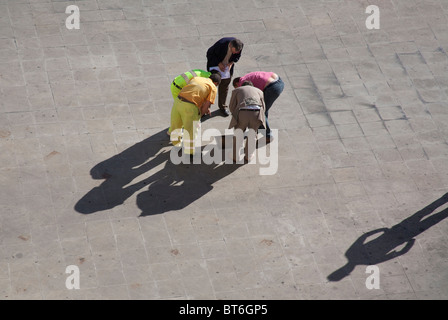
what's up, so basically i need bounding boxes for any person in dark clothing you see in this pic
[206,37,244,117]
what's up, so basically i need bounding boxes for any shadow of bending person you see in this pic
[328,192,448,282]
[75,127,244,216]
[75,129,171,214]
[136,151,243,217]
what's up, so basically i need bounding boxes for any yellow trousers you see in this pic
[169,98,201,155]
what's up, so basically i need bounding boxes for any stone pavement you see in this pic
[0,0,447,300]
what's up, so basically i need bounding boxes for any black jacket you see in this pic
[206,37,242,77]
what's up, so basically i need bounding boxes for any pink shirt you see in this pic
[239,71,274,91]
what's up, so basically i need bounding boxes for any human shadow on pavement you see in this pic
[75,127,243,216]
[136,158,242,216]
[327,192,448,282]
[74,129,171,214]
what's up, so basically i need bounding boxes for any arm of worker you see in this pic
[218,62,226,72]
[200,101,212,116]
[229,90,238,115]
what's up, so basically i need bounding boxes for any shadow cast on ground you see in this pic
[328,192,448,281]
[74,127,243,217]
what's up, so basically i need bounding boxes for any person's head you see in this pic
[230,39,244,54]
[241,81,253,87]
[232,77,241,88]
[210,69,220,77]
[209,73,221,86]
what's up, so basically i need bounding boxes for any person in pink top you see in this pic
[233,71,284,142]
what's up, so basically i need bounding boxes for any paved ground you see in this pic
[1,0,448,300]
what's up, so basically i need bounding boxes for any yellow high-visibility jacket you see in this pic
[172,69,211,90]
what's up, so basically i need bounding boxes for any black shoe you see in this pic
[219,108,230,117]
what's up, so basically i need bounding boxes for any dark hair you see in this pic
[210,73,221,85]
[232,77,241,88]
[230,39,244,52]
[241,81,253,87]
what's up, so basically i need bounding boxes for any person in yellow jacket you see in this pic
[169,73,221,155]
[170,69,212,100]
